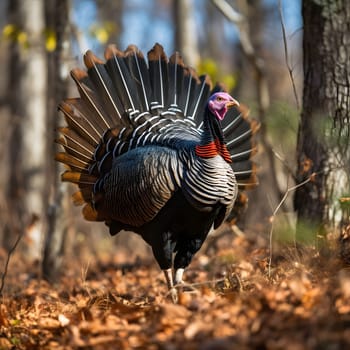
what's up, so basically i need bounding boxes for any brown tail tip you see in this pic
[82,204,103,221]
[104,44,125,61]
[84,50,104,69]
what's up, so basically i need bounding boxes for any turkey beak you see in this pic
[226,99,240,109]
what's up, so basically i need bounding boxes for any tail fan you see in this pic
[222,104,260,223]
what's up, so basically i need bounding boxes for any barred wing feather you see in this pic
[96,146,183,226]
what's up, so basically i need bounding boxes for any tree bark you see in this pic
[173,0,199,67]
[6,0,47,258]
[42,0,70,281]
[295,0,350,241]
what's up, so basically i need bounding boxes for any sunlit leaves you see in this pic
[2,24,16,39]
[197,58,237,91]
[222,75,236,91]
[2,24,29,49]
[44,28,57,52]
[2,23,58,52]
[89,21,117,44]
[198,58,218,77]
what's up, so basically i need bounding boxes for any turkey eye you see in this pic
[217,97,223,101]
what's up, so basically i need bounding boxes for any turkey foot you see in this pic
[163,268,179,303]
[174,268,197,293]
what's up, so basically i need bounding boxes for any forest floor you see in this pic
[1,226,350,350]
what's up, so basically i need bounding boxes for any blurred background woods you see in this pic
[0,0,349,279]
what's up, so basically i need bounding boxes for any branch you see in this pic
[278,0,300,110]
[211,0,244,24]
[268,174,316,277]
[0,232,24,296]
[212,0,261,67]
[272,148,297,182]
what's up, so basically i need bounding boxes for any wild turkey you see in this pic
[56,43,259,300]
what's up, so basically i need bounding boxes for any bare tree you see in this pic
[6,0,48,259]
[294,0,350,241]
[42,0,71,281]
[173,0,199,67]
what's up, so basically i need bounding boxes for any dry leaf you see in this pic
[58,314,70,327]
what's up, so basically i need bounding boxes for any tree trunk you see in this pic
[295,0,350,242]
[42,0,70,282]
[173,0,199,67]
[6,0,47,259]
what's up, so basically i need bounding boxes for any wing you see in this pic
[182,155,237,227]
[93,145,184,227]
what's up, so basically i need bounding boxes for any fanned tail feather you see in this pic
[182,67,199,117]
[123,45,152,112]
[104,45,142,113]
[208,98,260,188]
[61,171,97,185]
[83,51,124,122]
[168,52,185,115]
[148,43,169,110]
[58,100,102,145]
[69,69,116,131]
[187,74,212,122]
[56,127,94,162]
[221,103,260,222]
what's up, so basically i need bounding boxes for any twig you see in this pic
[211,0,244,24]
[268,174,315,277]
[278,0,300,110]
[211,0,262,68]
[0,232,24,296]
[212,0,256,59]
[272,148,297,182]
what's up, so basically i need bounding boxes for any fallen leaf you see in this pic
[58,313,70,326]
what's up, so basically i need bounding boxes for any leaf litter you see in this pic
[1,228,350,349]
